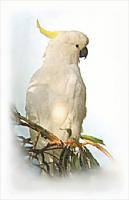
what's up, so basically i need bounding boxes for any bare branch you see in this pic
[11,106,62,143]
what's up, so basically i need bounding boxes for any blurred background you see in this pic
[1,0,128,199]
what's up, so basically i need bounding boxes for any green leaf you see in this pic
[64,147,72,171]
[66,129,72,138]
[71,153,81,170]
[81,135,105,145]
[83,146,100,168]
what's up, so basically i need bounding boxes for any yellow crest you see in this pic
[36,19,58,39]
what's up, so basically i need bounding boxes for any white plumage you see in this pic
[26,21,89,147]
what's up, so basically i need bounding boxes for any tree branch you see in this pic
[11,106,62,143]
[11,106,105,176]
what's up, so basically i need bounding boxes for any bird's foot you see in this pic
[65,138,81,148]
[48,139,64,146]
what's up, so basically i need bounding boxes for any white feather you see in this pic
[26,31,88,144]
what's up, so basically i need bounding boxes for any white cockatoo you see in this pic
[26,20,89,148]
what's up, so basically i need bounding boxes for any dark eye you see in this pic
[76,44,79,48]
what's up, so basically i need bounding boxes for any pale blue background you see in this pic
[1,1,128,199]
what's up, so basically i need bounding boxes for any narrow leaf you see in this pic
[81,135,105,145]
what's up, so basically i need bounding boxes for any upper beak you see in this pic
[80,47,88,59]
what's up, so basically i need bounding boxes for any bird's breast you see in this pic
[51,102,68,124]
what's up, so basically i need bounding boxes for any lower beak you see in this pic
[80,47,88,59]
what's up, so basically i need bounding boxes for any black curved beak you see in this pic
[80,47,88,59]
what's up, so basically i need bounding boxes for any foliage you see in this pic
[11,106,112,177]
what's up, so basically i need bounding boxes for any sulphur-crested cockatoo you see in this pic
[26,20,89,148]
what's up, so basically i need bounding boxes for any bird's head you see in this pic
[37,19,89,65]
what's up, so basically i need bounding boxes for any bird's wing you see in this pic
[26,67,86,141]
[26,83,51,125]
[60,71,86,135]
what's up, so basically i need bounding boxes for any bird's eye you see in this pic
[76,44,79,48]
